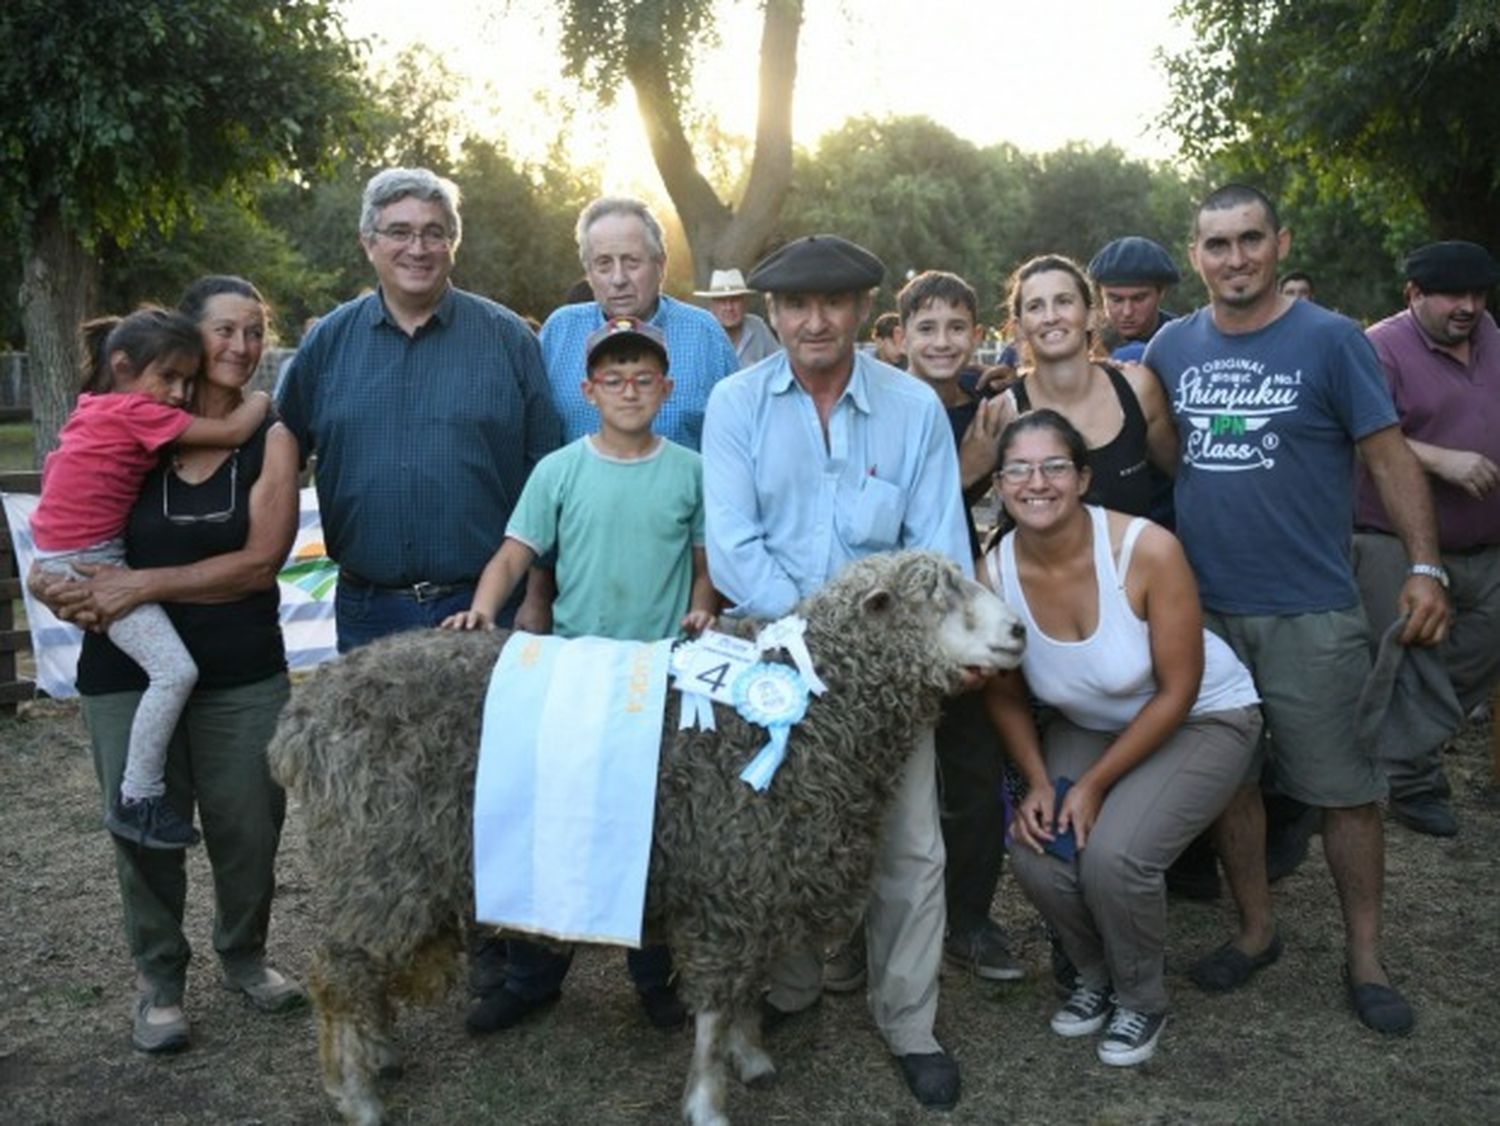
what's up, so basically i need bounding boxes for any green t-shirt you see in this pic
[507,436,704,640]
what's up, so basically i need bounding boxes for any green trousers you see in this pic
[84,674,290,1006]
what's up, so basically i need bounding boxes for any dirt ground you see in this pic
[2,697,1496,1126]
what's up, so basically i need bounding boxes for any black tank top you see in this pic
[77,418,287,695]
[1012,365,1157,518]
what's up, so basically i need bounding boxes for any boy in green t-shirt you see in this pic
[445,315,716,1035]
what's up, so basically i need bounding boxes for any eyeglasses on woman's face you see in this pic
[996,456,1077,485]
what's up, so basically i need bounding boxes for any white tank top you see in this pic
[988,506,1258,732]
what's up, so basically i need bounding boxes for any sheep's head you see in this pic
[806,551,1025,691]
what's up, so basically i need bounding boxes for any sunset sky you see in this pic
[339,0,1192,197]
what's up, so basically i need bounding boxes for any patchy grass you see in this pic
[0,421,35,473]
[0,697,1496,1124]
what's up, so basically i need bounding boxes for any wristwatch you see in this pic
[1408,563,1450,590]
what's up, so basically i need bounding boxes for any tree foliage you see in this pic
[0,0,366,456]
[78,49,598,345]
[1164,0,1500,249]
[0,0,365,248]
[781,117,1200,322]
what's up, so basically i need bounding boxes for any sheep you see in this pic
[269,549,1025,1126]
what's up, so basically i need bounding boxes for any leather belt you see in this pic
[338,569,472,604]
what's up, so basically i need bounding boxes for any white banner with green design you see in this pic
[2,487,338,698]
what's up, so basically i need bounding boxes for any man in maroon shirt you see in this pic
[1353,240,1500,836]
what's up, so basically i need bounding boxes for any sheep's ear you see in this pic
[861,587,894,615]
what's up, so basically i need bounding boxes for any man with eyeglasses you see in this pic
[277,166,562,652]
[539,197,738,453]
[701,235,971,1113]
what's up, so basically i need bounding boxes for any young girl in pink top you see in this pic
[31,308,269,849]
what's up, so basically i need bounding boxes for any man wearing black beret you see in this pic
[1089,235,1181,358]
[701,234,972,1111]
[1354,240,1500,836]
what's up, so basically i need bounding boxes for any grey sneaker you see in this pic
[1050,983,1114,1038]
[1097,1006,1167,1066]
[132,995,190,1053]
[222,964,307,1013]
[822,928,867,994]
[944,920,1025,982]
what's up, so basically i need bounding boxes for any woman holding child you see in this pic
[33,276,304,1052]
[979,410,1261,1067]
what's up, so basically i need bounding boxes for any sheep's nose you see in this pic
[1010,621,1026,641]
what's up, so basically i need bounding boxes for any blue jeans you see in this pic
[335,576,526,653]
[505,938,673,1000]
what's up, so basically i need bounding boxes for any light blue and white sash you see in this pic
[473,633,673,947]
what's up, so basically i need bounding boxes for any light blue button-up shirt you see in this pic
[540,293,739,451]
[703,350,972,619]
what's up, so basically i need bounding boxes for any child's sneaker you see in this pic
[1050,983,1114,1037]
[1097,1006,1167,1066]
[105,795,201,850]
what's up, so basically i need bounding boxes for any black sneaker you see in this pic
[105,796,200,850]
[1050,983,1114,1037]
[944,920,1026,981]
[465,987,559,1035]
[1097,1006,1167,1066]
[638,983,688,1030]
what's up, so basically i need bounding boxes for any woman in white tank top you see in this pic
[978,409,1261,1068]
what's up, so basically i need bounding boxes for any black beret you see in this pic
[748,235,884,293]
[1088,236,1181,286]
[1403,240,1500,292]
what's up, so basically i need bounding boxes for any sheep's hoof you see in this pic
[374,1042,404,1080]
[681,1085,730,1126]
[334,1095,383,1126]
[743,1068,777,1090]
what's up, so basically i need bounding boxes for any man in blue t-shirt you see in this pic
[1143,184,1449,1037]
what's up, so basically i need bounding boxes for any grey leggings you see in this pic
[38,545,197,800]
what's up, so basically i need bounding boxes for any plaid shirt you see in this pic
[277,286,561,586]
[539,294,739,451]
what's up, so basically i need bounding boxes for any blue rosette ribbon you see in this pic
[733,662,809,791]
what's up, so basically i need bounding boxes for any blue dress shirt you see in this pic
[702,350,973,619]
[276,286,562,586]
[540,294,739,451]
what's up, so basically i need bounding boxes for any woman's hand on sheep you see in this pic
[1056,778,1103,851]
[680,608,716,635]
[1012,783,1056,853]
[439,609,492,631]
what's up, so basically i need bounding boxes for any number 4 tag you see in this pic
[673,631,757,706]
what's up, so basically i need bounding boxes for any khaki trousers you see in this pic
[765,726,947,1055]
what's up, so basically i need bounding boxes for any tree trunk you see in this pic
[626,0,802,286]
[18,205,98,464]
